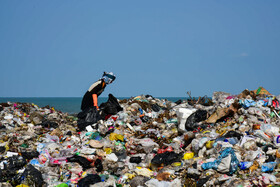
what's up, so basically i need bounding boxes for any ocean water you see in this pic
[0,97,187,114]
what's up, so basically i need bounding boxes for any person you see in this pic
[81,72,116,111]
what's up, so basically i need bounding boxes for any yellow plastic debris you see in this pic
[206,140,214,149]
[171,162,182,167]
[5,143,9,151]
[81,171,87,177]
[104,147,112,154]
[16,185,29,187]
[125,173,135,179]
[109,133,124,141]
[183,152,194,160]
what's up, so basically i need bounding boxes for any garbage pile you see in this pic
[1,87,280,187]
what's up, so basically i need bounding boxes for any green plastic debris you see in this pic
[166,118,178,124]
[75,152,80,156]
[271,112,276,118]
[56,183,68,187]
[239,116,244,123]
[20,144,28,148]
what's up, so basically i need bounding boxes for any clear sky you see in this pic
[0,1,279,97]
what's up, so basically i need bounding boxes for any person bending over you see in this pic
[81,72,116,111]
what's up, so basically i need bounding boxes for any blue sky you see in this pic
[0,1,279,97]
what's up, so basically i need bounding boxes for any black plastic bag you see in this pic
[151,152,182,165]
[77,107,100,131]
[151,104,161,112]
[99,94,123,119]
[266,155,275,162]
[78,107,100,122]
[7,156,27,171]
[0,156,27,183]
[129,156,142,164]
[94,159,103,172]
[21,151,39,160]
[85,107,100,123]
[67,155,92,170]
[175,99,182,105]
[21,164,45,187]
[145,95,154,99]
[78,174,101,187]
[197,176,211,187]
[222,131,243,140]
[38,121,58,128]
[0,146,5,154]
[185,110,208,131]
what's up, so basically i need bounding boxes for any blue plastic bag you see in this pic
[239,162,253,170]
[261,162,277,172]
[240,99,256,108]
[201,147,239,174]
[30,159,43,167]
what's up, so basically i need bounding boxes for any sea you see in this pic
[0,97,188,114]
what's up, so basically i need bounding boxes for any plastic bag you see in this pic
[130,176,149,187]
[151,104,161,112]
[223,131,243,140]
[145,178,181,187]
[77,106,100,131]
[239,162,253,170]
[66,155,92,170]
[99,94,123,119]
[21,151,39,161]
[130,156,142,164]
[85,107,100,123]
[185,110,208,131]
[151,152,182,165]
[201,147,239,174]
[261,162,277,172]
[240,99,256,108]
[20,164,45,187]
[94,158,103,172]
[176,108,196,131]
[78,174,101,187]
[38,120,58,128]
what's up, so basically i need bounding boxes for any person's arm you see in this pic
[92,94,98,109]
[90,79,106,110]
